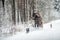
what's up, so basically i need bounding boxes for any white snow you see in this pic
[0,20,60,40]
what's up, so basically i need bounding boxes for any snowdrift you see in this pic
[0,20,60,40]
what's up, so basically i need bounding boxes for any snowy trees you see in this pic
[0,0,60,27]
[54,0,60,12]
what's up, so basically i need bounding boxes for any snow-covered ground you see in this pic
[0,20,60,40]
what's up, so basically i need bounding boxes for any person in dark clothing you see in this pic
[34,14,40,27]
[32,13,43,27]
[26,28,29,33]
[50,24,52,28]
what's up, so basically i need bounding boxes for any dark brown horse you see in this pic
[32,12,43,27]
